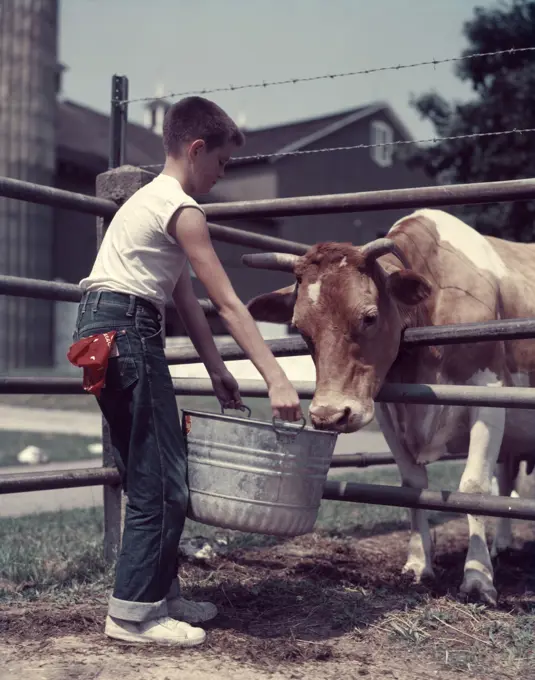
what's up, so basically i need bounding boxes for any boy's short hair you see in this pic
[163,96,245,155]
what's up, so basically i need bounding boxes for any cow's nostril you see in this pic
[334,407,351,427]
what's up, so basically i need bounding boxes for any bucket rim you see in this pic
[181,408,339,439]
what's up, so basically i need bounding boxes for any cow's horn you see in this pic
[360,238,411,269]
[241,253,299,273]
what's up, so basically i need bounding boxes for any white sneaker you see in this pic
[167,596,218,624]
[104,615,206,647]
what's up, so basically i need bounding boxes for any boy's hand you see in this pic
[268,378,303,422]
[210,368,244,411]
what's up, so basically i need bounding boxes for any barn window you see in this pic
[370,120,394,167]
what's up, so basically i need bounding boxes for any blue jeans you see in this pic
[74,290,188,622]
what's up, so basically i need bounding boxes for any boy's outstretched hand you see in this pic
[268,378,303,423]
[210,367,244,412]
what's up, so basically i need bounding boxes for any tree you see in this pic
[406,0,535,242]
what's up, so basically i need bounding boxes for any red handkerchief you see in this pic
[67,331,118,397]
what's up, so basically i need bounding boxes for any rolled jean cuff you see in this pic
[166,578,180,600]
[108,595,167,623]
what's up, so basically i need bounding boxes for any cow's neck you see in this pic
[387,302,442,385]
[373,250,441,385]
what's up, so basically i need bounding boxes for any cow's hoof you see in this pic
[402,561,435,583]
[459,570,497,607]
[490,535,513,559]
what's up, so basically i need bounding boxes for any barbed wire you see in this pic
[138,126,535,170]
[121,46,535,105]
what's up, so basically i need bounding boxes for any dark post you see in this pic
[96,166,154,563]
[100,77,130,563]
[109,75,128,170]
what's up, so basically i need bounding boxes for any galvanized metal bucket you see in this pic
[182,407,338,537]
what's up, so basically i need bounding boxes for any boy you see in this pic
[72,96,302,647]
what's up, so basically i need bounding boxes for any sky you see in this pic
[56,0,501,381]
[58,0,497,142]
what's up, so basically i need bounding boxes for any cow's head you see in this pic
[244,239,433,433]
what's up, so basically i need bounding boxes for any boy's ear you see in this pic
[188,139,206,158]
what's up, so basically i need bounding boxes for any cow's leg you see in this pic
[375,405,434,581]
[490,459,514,557]
[458,404,505,606]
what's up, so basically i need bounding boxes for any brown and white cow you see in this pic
[243,208,535,605]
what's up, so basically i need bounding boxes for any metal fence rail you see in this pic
[0,274,215,314]
[1,452,464,495]
[2,376,535,410]
[5,175,535,225]
[2,464,535,521]
[322,480,535,521]
[202,177,535,220]
[0,467,121,493]
[206,222,308,254]
[0,175,117,217]
[165,317,535,364]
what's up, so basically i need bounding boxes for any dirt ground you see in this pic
[1,518,534,680]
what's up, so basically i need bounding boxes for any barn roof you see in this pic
[57,99,413,173]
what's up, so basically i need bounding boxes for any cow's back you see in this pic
[389,209,507,333]
[387,209,535,456]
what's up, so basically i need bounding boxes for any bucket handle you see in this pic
[220,404,252,418]
[272,415,307,439]
[220,404,307,438]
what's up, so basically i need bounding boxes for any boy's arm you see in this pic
[168,207,302,422]
[172,264,227,376]
[172,265,242,410]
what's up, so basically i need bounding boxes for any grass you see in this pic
[0,505,111,599]
[0,431,100,467]
[379,598,535,674]
[0,457,533,678]
[0,460,466,597]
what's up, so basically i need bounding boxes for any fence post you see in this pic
[96,165,155,562]
[99,75,129,563]
[109,75,128,170]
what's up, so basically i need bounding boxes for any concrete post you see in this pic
[96,165,154,563]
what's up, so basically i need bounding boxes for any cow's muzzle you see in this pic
[309,397,375,433]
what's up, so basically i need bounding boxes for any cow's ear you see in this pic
[386,270,432,306]
[247,285,297,323]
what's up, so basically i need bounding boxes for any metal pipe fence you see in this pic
[164,317,535,364]
[3,462,535,521]
[4,175,535,225]
[2,73,535,565]
[3,272,535,361]
[3,376,535,410]
[0,467,121,494]
[0,175,117,217]
[322,480,535,521]
[202,177,535,220]
[1,452,470,495]
[0,274,215,315]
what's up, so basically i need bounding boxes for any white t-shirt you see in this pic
[79,174,205,314]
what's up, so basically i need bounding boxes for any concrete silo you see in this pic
[0,0,58,371]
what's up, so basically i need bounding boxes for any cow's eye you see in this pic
[363,312,378,327]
